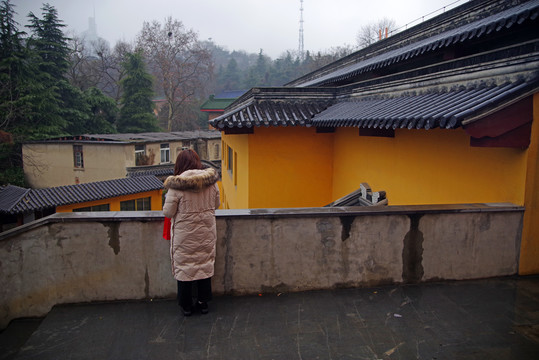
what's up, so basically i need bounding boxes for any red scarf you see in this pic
[163,217,171,240]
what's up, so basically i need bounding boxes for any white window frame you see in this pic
[160,143,170,164]
[73,145,84,168]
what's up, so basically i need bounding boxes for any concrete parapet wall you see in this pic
[0,204,523,328]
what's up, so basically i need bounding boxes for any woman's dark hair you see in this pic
[174,149,203,175]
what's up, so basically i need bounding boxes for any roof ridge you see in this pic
[296,0,539,87]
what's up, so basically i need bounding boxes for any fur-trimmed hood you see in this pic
[164,167,219,191]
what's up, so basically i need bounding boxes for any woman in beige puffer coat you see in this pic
[163,149,220,316]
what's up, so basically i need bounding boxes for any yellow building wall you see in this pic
[248,127,334,208]
[220,133,250,209]
[520,93,539,275]
[56,190,163,212]
[23,143,133,188]
[331,127,528,205]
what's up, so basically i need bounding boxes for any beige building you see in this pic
[23,131,221,188]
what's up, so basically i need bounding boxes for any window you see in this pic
[120,197,151,211]
[120,200,135,211]
[73,145,84,168]
[227,146,233,172]
[73,204,110,212]
[160,143,170,163]
[233,151,237,186]
[135,145,146,166]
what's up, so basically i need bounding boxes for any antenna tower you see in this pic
[298,0,304,60]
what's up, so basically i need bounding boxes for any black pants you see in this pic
[177,278,212,310]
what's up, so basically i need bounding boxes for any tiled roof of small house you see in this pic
[0,185,30,213]
[126,161,221,179]
[200,97,238,112]
[127,164,175,178]
[31,130,221,144]
[200,91,247,111]
[0,176,164,215]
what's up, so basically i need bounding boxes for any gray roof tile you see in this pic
[33,131,221,144]
[1,176,164,214]
[0,185,30,214]
[312,78,538,129]
[297,1,539,87]
[210,100,333,130]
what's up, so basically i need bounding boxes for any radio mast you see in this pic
[298,0,305,60]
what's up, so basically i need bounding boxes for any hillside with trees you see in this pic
[0,0,357,186]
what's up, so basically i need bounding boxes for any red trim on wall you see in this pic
[465,96,533,148]
[470,122,532,148]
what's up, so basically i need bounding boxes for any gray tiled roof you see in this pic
[0,185,30,214]
[127,165,174,178]
[210,76,539,130]
[313,78,539,129]
[1,176,164,214]
[35,130,221,143]
[210,100,332,130]
[297,1,539,87]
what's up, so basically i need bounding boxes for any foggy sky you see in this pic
[13,0,466,57]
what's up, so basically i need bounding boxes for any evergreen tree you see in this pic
[117,51,159,133]
[83,87,117,134]
[219,58,241,90]
[0,0,30,185]
[26,3,69,78]
[243,50,270,88]
[23,3,72,139]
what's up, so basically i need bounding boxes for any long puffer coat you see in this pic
[163,167,220,282]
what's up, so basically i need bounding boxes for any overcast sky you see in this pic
[13,0,466,58]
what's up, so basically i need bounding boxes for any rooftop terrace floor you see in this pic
[2,276,539,360]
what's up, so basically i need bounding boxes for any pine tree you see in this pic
[22,3,71,139]
[0,0,30,185]
[0,0,27,133]
[83,87,117,134]
[26,3,69,79]
[219,58,241,91]
[117,51,159,133]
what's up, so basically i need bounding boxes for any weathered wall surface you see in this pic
[0,205,523,329]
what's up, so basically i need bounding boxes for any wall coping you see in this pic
[0,203,524,241]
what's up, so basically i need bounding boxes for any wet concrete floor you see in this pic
[2,276,539,359]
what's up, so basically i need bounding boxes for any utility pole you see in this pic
[299,0,305,60]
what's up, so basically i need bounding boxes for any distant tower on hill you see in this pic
[81,9,100,57]
[298,0,304,60]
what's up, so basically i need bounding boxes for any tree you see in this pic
[0,0,27,133]
[23,3,73,139]
[26,3,70,79]
[137,17,213,131]
[117,51,159,133]
[67,35,132,104]
[83,87,117,134]
[66,32,102,91]
[356,18,397,49]
[217,58,242,91]
[243,49,270,88]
